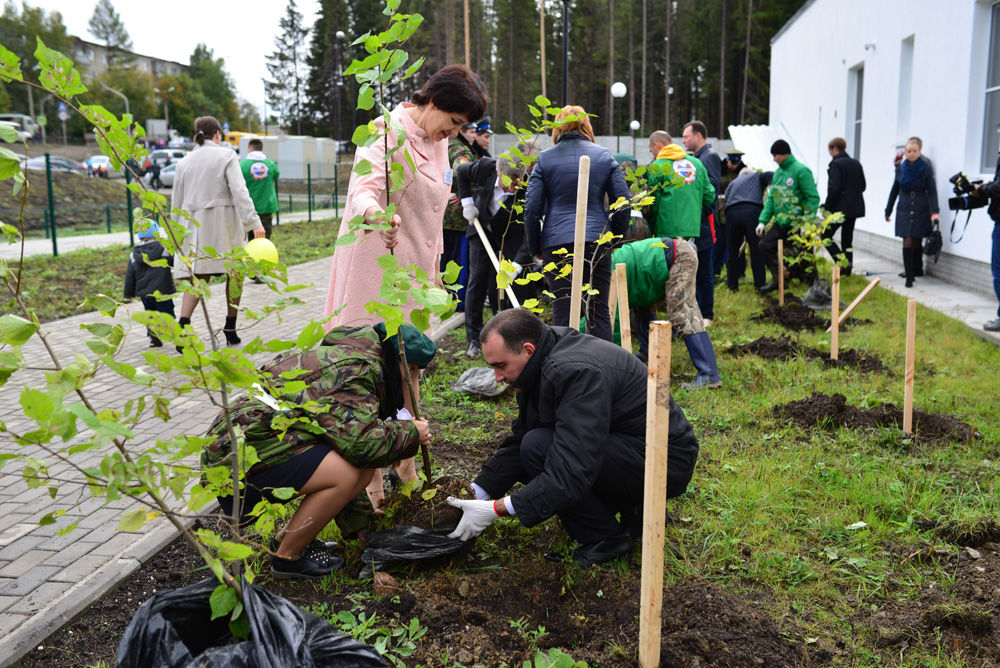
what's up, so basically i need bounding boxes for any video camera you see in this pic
[947,172,987,211]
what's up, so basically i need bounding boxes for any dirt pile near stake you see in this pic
[775,392,978,444]
[729,336,887,372]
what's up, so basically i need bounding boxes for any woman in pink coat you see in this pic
[324,64,488,507]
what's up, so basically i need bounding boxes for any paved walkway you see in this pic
[0,208,341,261]
[0,235,996,666]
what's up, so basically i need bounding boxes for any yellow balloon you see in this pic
[246,238,279,265]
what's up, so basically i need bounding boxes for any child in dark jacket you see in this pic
[124,221,175,347]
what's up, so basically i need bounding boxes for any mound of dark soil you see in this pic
[729,336,887,373]
[384,475,473,531]
[915,517,1000,548]
[755,296,872,332]
[775,392,978,444]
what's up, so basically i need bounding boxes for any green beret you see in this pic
[372,323,437,368]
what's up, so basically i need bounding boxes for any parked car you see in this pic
[0,120,32,142]
[85,154,123,178]
[141,149,188,175]
[21,155,87,175]
[159,162,176,188]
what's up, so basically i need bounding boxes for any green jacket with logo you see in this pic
[202,325,418,476]
[758,154,820,229]
[646,144,716,239]
[239,153,280,215]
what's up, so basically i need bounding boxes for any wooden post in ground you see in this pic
[903,299,917,434]
[830,266,840,361]
[568,156,591,330]
[639,320,671,668]
[616,263,632,352]
[471,218,520,308]
[609,266,619,323]
[826,278,880,333]
[777,239,785,306]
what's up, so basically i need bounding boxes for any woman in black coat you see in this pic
[885,137,939,287]
[522,106,631,341]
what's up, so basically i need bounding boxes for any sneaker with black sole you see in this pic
[271,549,344,580]
[984,319,1000,332]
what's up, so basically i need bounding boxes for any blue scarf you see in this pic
[899,157,926,189]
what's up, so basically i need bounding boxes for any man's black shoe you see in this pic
[898,269,923,278]
[466,341,481,358]
[572,534,633,567]
[271,549,344,580]
[758,280,779,293]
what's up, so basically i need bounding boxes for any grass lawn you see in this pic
[2,217,341,322]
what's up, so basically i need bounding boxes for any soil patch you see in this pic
[383,475,473,531]
[729,336,888,373]
[775,392,979,445]
[915,517,1000,548]
[754,296,871,332]
[860,540,1000,663]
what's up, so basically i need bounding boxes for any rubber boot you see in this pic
[681,331,723,389]
[902,247,915,288]
[224,315,241,345]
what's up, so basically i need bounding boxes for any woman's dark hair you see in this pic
[411,64,489,123]
[193,116,223,146]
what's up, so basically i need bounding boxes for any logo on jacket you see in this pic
[785,177,794,187]
[250,162,270,180]
[673,159,697,184]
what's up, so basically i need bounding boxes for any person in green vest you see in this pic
[612,236,722,389]
[240,138,280,241]
[756,139,821,291]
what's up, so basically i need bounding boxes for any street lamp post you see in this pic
[629,119,640,157]
[610,81,627,152]
[334,30,346,142]
[99,81,130,118]
[153,86,175,139]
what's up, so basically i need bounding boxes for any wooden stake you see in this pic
[903,299,916,434]
[609,266,619,323]
[471,217,520,308]
[826,278,880,333]
[777,238,785,306]
[616,263,632,352]
[830,265,840,361]
[639,320,671,668]
[568,155,591,330]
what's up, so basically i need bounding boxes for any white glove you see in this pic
[755,223,766,238]
[462,203,479,224]
[505,261,523,280]
[446,497,499,541]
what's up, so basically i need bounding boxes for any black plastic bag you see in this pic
[359,526,466,579]
[117,577,388,668]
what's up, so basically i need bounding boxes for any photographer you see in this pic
[973,149,1000,332]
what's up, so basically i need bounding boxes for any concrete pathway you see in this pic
[0,208,341,261]
[0,236,996,667]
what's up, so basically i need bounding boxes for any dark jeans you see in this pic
[822,215,855,272]
[520,428,642,544]
[465,234,500,342]
[712,223,727,278]
[543,242,613,341]
[695,247,713,320]
[441,229,468,309]
[140,295,175,338]
[993,223,1000,318]
[247,213,273,242]
[725,204,766,289]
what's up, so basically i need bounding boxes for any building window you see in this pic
[847,64,864,159]
[897,36,914,139]
[983,3,1000,172]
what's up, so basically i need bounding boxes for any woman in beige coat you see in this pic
[172,116,264,345]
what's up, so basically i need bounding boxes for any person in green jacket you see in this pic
[203,323,435,580]
[756,140,821,291]
[645,132,716,240]
[611,236,722,389]
[240,138,280,240]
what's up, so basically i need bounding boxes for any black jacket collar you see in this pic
[510,326,556,391]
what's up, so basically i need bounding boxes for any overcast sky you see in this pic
[28,0,322,115]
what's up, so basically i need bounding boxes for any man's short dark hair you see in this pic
[828,137,846,152]
[684,120,708,139]
[480,308,545,351]
[248,138,263,151]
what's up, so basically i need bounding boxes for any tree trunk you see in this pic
[641,0,647,135]
[740,0,752,124]
[718,0,726,138]
[446,0,454,64]
[664,0,671,131]
[608,0,615,136]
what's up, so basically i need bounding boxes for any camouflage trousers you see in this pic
[665,239,706,338]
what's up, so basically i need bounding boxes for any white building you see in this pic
[768,0,999,294]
